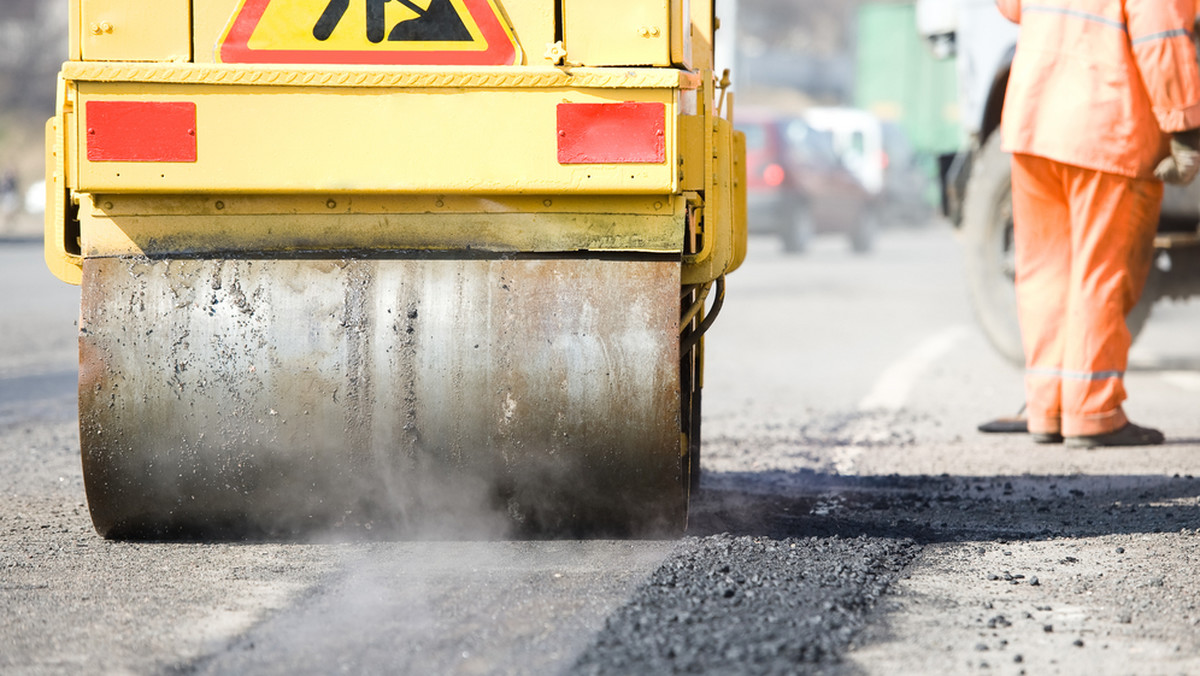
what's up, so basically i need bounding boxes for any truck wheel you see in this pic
[782,204,814,254]
[850,209,878,254]
[962,133,1153,367]
[962,133,1023,365]
[1127,265,1159,340]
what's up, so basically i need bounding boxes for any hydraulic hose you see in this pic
[680,275,725,354]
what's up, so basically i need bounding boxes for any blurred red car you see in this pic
[738,110,876,253]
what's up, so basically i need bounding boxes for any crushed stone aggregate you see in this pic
[571,533,918,675]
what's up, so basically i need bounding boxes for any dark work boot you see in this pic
[1065,423,1165,449]
[977,404,1028,434]
[1031,432,1064,444]
[978,415,1028,434]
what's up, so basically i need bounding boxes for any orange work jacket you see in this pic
[997,0,1200,179]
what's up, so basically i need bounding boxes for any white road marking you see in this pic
[829,325,972,478]
[1161,371,1200,392]
[858,325,972,411]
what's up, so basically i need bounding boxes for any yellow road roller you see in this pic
[45,0,745,538]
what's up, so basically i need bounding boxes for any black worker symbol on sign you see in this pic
[313,0,473,44]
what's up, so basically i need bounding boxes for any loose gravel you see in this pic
[571,534,918,675]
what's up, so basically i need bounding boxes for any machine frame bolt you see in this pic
[543,41,567,65]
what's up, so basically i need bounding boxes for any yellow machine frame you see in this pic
[47,0,745,287]
[48,0,746,536]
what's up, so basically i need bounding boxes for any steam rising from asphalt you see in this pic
[188,540,676,675]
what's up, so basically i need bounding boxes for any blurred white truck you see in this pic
[917,0,1200,364]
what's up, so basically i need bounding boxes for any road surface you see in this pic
[2,226,1199,675]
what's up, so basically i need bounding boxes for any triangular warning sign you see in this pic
[219,0,522,66]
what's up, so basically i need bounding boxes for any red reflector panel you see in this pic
[557,102,666,164]
[86,101,197,163]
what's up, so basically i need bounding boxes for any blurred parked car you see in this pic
[738,109,876,253]
[803,107,933,227]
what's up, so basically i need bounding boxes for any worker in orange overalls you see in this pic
[996,0,1200,447]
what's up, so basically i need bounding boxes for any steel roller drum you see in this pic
[78,257,685,538]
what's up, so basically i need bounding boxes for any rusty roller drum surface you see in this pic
[79,257,686,538]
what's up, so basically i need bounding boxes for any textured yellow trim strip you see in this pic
[62,62,701,90]
[80,211,684,257]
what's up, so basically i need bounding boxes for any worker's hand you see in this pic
[1154,129,1200,185]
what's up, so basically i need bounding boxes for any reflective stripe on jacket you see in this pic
[997,0,1200,179]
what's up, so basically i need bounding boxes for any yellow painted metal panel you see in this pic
[728,128,748,274]
[563,0,673,67]
[79,198,685,257]
[670,0,692,69]
[75,83,677,195]
[682,116,737,285]
[678,114,705,192]
[497,1,553,65]
[69,0,82,61]
[80,194,684,255]
[89,193,678,217]
[80,0,192,62]
[44,118,83,285]
[194,0,244,63]
[690,0,713,73]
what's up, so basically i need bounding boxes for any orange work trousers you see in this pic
[1010,153,1161,437]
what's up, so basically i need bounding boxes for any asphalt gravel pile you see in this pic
[570,533,918,676]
